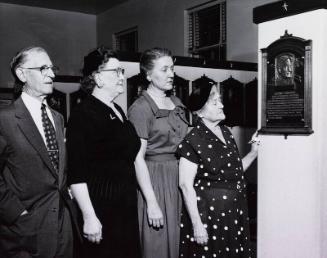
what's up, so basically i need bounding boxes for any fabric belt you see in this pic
[145,153,177,162]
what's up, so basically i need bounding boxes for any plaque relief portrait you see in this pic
[260,31,313,135]
[275,53,295,86]
[270,52,304,95]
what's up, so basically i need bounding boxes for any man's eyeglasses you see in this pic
[100,67,125,77]
[20,65,59,76]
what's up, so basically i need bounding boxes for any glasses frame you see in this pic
[20,65,59,76]
[99,67,125,77]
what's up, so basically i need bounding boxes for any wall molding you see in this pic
[117,51,257,71]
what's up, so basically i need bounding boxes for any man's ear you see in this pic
[15,68,26,83]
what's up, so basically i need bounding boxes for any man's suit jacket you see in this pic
[0,97,73,257]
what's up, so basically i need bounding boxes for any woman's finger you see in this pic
[195,234,208,245]
[95,235,102,244]
[88,235,96,243]
[153,219,159,228]
[197,238,204,245]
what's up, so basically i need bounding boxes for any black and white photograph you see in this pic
[0,1,326,258]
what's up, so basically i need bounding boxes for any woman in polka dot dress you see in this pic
[177,81,259,258]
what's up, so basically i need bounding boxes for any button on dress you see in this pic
[177,121,252,258]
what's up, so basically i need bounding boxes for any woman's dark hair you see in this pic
[139,47,172,82]
[10,46,46,98]
[187,80,217,112]
[81,46,118,94]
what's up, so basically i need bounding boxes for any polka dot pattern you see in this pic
[177,122,252,257]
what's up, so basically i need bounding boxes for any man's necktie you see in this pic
[41,103,59,171]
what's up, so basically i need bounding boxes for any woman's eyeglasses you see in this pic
[20,65,59,76]
[100,67,125,77]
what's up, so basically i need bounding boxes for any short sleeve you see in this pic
[127,99,152,139]
[176,139,200,164]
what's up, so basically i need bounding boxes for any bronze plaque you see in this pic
[259,31,313,135]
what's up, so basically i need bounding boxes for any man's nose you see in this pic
[119,72,125,80]
[48,68,55,78]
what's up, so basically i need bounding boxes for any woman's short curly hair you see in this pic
[139,47,172,82]
[81,46,118,94]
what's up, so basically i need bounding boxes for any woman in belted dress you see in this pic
[177,80,259,258]
[128,47,188,258]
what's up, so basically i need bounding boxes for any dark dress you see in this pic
[66,95,141,258]
[177,121,252,258]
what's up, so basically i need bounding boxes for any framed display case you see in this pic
[259,30,313,135]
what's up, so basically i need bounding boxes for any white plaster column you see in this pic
[256,9,327,258]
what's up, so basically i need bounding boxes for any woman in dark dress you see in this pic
[177,81,259,258]
[66,47,141,258]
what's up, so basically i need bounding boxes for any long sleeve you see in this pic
[66,109,89,185]
[0,123,25,224]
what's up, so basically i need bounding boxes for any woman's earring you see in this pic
[97,80,104,88]
[197,112,204,118]
[95,73,104,88]
[95,75,104,88]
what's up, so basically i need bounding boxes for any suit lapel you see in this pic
[15,98,58,179]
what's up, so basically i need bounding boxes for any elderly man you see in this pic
[0,46,73,258]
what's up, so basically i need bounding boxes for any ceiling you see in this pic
[0,0,127,14]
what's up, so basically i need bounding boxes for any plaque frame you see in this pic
[259,31,313,135]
